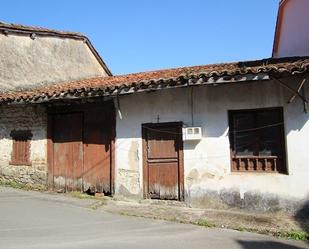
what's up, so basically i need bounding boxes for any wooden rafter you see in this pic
[271,76,308,113]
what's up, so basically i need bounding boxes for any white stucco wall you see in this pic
[275,0,309,57]
[115,78,309,212]
[0,105,47,185]
[0,34,108,91]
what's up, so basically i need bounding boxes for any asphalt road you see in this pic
[0,187,308,249]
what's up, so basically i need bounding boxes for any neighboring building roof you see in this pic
[0,22,112,77]
[1,56,308,104]
[272,0,289,57]
[272,0,309,58]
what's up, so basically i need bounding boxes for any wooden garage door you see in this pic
[53,113,83,192]
[142,122,184,201]
[49,103,115,194]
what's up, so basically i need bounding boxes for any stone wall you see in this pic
[0,33,108,91]
[0,105,47,186]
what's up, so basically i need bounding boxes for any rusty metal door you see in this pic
[83,110,113,194]
[53,113,83,192]
[143,123,184,200]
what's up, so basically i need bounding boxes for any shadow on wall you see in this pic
[237,240,307,249]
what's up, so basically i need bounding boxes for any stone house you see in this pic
[1,2,309,214]
[0,22,111,186]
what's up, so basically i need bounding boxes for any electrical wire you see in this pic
[142,121,283,135]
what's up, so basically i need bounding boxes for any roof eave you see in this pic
[0,73,272,105]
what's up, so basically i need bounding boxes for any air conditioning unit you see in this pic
[183,127,202,141]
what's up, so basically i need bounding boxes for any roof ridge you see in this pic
[112,56,309,78]
[0,21,85,38]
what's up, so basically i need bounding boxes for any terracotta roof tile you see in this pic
[1,56,309,103]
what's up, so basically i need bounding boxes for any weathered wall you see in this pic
[115,77,309,213]
[0,34,108,91]
[0,105,47,186]
[274,0,309,57]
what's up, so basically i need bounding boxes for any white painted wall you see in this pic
[115,78,309,211]
[274,0,309,57]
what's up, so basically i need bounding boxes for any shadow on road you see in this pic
[295,198,309,243]
[238,198,309,249]
[237,240,306,249]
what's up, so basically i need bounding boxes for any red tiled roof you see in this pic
[1,56,309,104]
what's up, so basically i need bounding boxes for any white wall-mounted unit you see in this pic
[183,127,202,141]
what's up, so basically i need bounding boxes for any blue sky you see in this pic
[1,0,279,75]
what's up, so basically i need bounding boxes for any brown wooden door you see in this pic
[53,113,83,192]
[83,110,113,195]
[49,102,115,194]
[143,123,184,200]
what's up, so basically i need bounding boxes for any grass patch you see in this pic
[70,192,96,200]
[0,179,45,191]
[276,230,309,241]
[195,219,216,228]
[236,226,308,241]
[70,192,108,201]
[236,226,254,232]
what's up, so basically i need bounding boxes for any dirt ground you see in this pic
[90,195,308,239]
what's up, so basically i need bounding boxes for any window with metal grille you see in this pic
[228,108,287,173]
[10,130,32,166]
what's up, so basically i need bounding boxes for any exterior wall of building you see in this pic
[0,76,308,214]
[0,105,47,186]
[274,0,309,57]
[0,34,108,91]
[115,78,309,213]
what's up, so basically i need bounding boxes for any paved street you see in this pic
[0,187,308,249]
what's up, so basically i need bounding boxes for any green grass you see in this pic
[195,219,216,228]
[70,191,108,201]
[0,179,46,191]
[236,226,308,241]
[276,230,309,241]
[236,226,256,233]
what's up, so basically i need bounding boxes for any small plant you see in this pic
[236,226,256,233]
[276,230,309,241]
[195,219,216,228]
[0,179,46,191]
[70,192,95,199]
[120,211,130,216]
[237,226,247,232]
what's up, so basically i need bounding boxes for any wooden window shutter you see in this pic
[229,108,287,173]
[10,130,32,166]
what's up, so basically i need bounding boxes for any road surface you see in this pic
[0,187,307,249]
